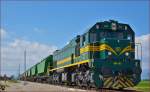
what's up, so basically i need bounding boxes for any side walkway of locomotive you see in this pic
[21,20,142,89]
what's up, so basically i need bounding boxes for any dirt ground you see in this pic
[3,81,96,92]
[1,81,139,92]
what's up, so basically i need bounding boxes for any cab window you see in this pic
[100,31,124,39]
[90,33,97,43]
[82,35,85,46]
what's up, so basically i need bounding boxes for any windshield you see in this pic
[90,31,132,43]
[100,31,124,39]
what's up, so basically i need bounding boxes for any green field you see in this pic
[134,80,150,92]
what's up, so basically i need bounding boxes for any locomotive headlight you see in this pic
[108,52,112,55]
[125,52,129,56]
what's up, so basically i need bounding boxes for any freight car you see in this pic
[21,20,142,89]
[21,55,53,82]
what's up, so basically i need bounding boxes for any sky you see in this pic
[0,0,150,79]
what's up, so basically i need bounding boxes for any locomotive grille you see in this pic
[103,76,134,89]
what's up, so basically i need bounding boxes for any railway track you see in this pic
[3,80,141,92]
[49,83,140,92]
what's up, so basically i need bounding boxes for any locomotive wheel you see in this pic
[76,79,82,87]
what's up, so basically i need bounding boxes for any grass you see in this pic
[134,80,150,92]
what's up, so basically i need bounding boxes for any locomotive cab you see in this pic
[86,20,141,89]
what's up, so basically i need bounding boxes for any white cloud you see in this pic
[135,34,150,79]
[1,39,57,76]
[0,28,7,38]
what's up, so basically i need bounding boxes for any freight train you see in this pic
[21,20,142,89]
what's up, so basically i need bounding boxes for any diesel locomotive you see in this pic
[21,20,142,89]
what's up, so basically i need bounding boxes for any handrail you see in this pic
[129,42,142,61]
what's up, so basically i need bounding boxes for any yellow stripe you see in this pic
[80,45,99,54]
[119,45,134,55]
[104,77,112,86]
[49,59,91,72]
[57,57,71,65]
[56,44,134,66]
[126,78,134,86]
[57,55,81,66]
[106,81,113,88]
[100,44,117,55]
[80,44,117,55]
[116,84,122,89]
[106,76,132,89]
[119,78,128,88]
[80,44,134,55]
[115,82,122,89]
[115,84,120,89]
[120,76,131,87]
[118,80,127,88]
[112,80,119,88]
[125,81,131,87]
[50,44,134,72]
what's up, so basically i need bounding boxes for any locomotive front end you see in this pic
[90,20,142,89]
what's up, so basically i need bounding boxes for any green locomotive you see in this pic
[22,20,142,89]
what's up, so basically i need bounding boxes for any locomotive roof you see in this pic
[87,20,134,33]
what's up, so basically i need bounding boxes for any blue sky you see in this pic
[1,1,150,79]
[1,1,149,48]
